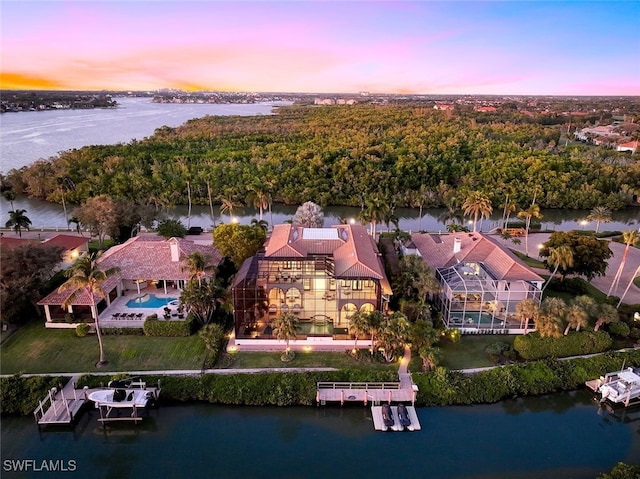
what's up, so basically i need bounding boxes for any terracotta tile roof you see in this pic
[410,232,543,282]
[38,234,222,306]
[98,234,222,281]
[42,234,88,251]
[38,275,121,306]
[263,224,391,293]
[0,237,36,249]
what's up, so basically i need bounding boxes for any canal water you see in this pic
[2,391,639,479]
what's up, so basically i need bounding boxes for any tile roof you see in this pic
[38,234,222,306]
[98,234,222,281]
[0,237,36,249]
[410,232,543,282]
[264,224,391,293]
[42,234,89,251]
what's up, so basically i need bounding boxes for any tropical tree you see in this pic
[517,203,542,256]
[540,231,612,280]
[594,304,619,331]
[348,310,370,349]
[586,206,612,233]
[563,303,589,335]
[541,245,574,290]
[418,345,442,372]
[246,184,270,223]
[250,218,269,233]
[213,223,267,267]
[358,196,388,237]
[607,230,639,297]
[3,190,16,210]
[5,209,32,237]
[218,192,240,222]
[156,219,187,239]
[516,298,540,332]
[409,318,439,352]
[180,277,227,325]
[272,312,299,359]
[293,201,324,228]
[0,243,64,323]
[537,297,566,338]
[57,253,120,367]
[377,312,410,362]
[366,310,384,354]
[182,251,214,287]
[438,204,464,231]
[395,254,440,302]
[462,191,493,233]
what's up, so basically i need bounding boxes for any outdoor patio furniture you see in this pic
[111,313,121,320]
[136,313,143,319]
[128,313,136,319]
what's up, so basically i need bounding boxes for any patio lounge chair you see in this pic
[136,313,143,319]
[111,313,121,320]
[128,313,136,319]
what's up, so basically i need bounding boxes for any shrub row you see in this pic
[101,327,145,335]
[413,349,640,406]
[0,376,64,416]
[513,331,612,360]
[76,369,398,407]
[143,316,193,337]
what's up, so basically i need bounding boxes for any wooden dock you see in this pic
[316,381,418,405]
[371,405,421,431]
[34,378,88,427]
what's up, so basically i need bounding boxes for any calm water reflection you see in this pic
[1,195,638,233]
[2,391,639,479]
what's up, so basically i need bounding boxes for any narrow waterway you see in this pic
[2,391,639,479]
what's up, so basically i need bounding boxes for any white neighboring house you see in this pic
[404,232,543,334]
[41,234,89,270]
[617,140,638,154]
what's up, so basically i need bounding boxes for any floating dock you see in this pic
[371,405,421,431]
[316,381,417,405]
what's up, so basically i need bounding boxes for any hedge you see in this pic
[513,330,612,360]
[143,316,193,337]
[0,376,64,415]
[101,327,145,335]
[413,349,640,406]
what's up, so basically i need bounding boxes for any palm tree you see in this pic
[462,191,493,233]
[5,209,32,237]
[251,218,269,233]
[537,297,566,338]
[358,196,388,237]
[57,253,120,367]
[517,203,542,256]
[247,185,270,222]
[594,304,619,331]
[418,346,442,372]
[219,193,240,223]
[516,298,540,331]
[377,312,410,362]
[503,201,518,231]
[3,190,16,210]
[348,311,370,350]
[542,245,574,291]
[563,304,589,335]
[586,206,612,234]
[437,203,462,226]
[366,311,384,354]
[272,312,299,358]
[182,251,214,287]
[407,185,433,232]
[607,230,639,297]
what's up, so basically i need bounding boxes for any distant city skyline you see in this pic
[1,1,639,96]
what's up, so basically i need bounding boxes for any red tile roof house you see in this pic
[404,232,543,334]
[231,224,392,351]
[41,234,89,270]
[38,234,222,329]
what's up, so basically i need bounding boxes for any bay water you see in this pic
[2,391,639,479]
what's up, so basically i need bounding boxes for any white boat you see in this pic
[595,367,640,407]
[87,379,157,408]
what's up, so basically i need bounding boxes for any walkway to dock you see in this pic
[34,374,87,427]
[316,345,418,405]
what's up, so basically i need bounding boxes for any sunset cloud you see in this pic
[1,1,638,95]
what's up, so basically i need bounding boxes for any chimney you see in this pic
[453,237,462,254]
[169,238,180,262]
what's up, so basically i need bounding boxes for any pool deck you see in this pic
[98,291,185,328]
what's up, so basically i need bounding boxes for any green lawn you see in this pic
[0,320,206,374]
[437,335,516,370]
[221,351,398,372]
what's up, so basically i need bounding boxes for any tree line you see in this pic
[3,105,638,215]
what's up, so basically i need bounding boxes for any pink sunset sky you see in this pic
[1,1,639,95]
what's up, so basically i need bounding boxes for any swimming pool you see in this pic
[450,311,500,325]
[126,294,177,309]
